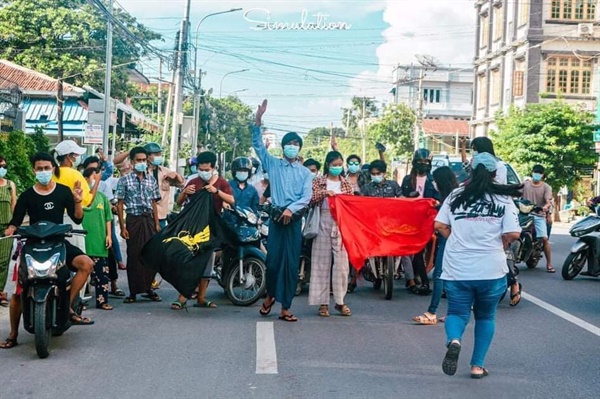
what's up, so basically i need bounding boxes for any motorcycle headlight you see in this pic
[25,253,61,279]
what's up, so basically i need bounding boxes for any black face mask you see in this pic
[415,163,430,174]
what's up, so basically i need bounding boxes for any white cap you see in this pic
[54,140,86,156]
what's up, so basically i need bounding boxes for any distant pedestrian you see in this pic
[254,100,312,322]
[435,153,521,378]
[0,156,16,308]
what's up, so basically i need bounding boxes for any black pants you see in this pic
[93,258,110,308]
[412,250,429,286]
[107,247,118,282]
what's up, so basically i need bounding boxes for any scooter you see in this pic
[511,200,545,270]
[6,222,86,359]
[216,207,267,306]
[562,214,600,280]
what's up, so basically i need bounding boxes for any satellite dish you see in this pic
[415,54,441,70]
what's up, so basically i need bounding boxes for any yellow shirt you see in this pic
[52,167,93,207]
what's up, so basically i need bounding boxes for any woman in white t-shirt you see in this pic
[308,151,354,317]
[434,153,521,379]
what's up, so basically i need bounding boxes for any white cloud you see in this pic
[348,0,475,101]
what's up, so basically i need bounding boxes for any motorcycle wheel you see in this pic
[562,251,587,280]
[526,255,541,269]
[226,257,267,306]
[34,301,51,359]
[383,256,394,300]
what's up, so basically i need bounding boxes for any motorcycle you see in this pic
[361,256,395,300]
[562,214,600,280]
[5,222,86,358]
[215,207,267,306]
[296,238,312,296]
[511,199,545,270]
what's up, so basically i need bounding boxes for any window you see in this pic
[491,69,501,104]
[513,60,525,97]
[551,0,596,20]
[519,0,530,26]
[546,56,594,95]
[494,6,504,41]
[423,89,441,103]
[478,74,488,109]
[480,14,489,48]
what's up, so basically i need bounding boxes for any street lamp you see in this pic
[191,8,243,153]
[227,88,249,96]
[219,69,250,98]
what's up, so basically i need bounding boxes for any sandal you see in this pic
[547,266,556,273]
[278,314,298,322]
[408,285,420,295]
[417,285,432,296]
[193,301,217,308]
[334,304,352,316]
[96,303,113,311]
[0,292,9,307]
[123,296,137,304]
[171,300,188,311]
[318,305,330,317]
[146,292,162,302]
[109,289,126,297]
[510,283,522,307]
[412,312,437,325]
[0,338,18,349]
[70,313,95,325]
[471,367,489,379]
[259,297,275,316]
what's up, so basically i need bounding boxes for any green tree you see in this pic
[493,102,598,191]
[0,0,161,98]
[341,96,378,136]
[0,130,37,193]
[302,126,345,160]
[368,103,415,159]
[31,127,51,152]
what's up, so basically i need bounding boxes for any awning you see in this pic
[21,98,88,136]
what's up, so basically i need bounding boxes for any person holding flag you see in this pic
[254,100,312,322]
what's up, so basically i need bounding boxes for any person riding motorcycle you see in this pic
[229,157,259,215]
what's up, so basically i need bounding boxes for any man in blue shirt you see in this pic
[229,157,259,214]
[254,100,312,322]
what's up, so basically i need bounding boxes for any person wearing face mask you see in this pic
[229,157,259,214]
[303,158,322,180]
[176,151,234,309]
[522,164,555,273]
[361,160,402,198]
[308,151,354,317]
[1,153,96,349]
[253,100,312,323]
[0,156,16,309]
[144,142,184,229]
[115,147,162,304]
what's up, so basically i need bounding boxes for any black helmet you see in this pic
[231,157,253,173]
[250,157,260,169]
[412,148,432,174]
[413,148,431,162]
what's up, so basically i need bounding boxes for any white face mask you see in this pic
[89,180,96,189]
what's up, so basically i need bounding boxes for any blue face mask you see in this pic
[190,165,197,174]
[532,173,543,182]
[283,145,300,159]
[36,171,53,186]
[0,167,7,178]
[235,171,249,182]
[348,164,360,174]
[371,174,384,184]
[329,166,344,177]
[134,162,147,173]
[199,171,213,182]
[152,156,163,166]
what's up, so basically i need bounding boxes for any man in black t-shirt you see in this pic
[0,153,95,350]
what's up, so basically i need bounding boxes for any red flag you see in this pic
[329,195,437,270]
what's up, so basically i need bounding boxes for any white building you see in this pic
[472,0,600,136]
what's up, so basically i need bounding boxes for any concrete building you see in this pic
[472,0,600,136]
[393,65,474,153]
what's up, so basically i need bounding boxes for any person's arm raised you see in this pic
[252,99,273,172]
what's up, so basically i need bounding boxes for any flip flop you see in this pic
[171,300,188,311]
[510,283,522,307]
[259,298,275,316]
[547,266,556,273]
[0,338,18,349]
[193,301,217,308]
[471,368,489,379]
[412,312,437,325]
[70,314,95,326]
[278,314,298,322]
[109,289,126,297]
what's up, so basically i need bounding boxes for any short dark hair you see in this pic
[82,167,96,179]
[532,164,545,174]
[129,147,147,160]
[369,160,387,173]
[303,158,321,171]
[82,156,101,170]
[346,154,361,164]
[30,152,60,177]
[196,151,217,167]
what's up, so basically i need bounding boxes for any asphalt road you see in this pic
[0,224,598,399]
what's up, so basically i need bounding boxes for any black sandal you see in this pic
[510,283,522,307]
[0,338,18,349]
[278,314,298,322]
[123,296,136,304]
[171,300,188,312]
[418,284,432,296]
[70,313,95,326]
[259,298,275,316]
[146,292,162,302]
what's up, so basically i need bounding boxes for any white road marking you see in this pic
[522,292,600,337]
[256,322,278,374]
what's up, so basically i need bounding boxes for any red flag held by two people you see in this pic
[329,195,438,270]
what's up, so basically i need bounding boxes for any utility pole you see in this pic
[161,66,176,150]
[393,63,400,104]
[361,97,367,161]
[414,67,425,150]
[157,58,162,121]
[191,68,203,154]
[102,0,114,155]
[170,0,191,173]
[57,79,64,142]
[345,108,350,137]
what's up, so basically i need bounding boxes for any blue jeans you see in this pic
[427,235,446,314]
[111,222,123,263]
[444,277,507,368]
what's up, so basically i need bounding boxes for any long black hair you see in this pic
[450,164,522,212]
[324,151,343,176]
[432,166,458,203]
[471,137,496,157]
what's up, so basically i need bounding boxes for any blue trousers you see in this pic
[427,235,446,314]
[266,219,302,310]
[111,222,123,263]
[444,277,507,368]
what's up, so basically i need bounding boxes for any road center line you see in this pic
[522,292,600,337]
[256,322,278,374]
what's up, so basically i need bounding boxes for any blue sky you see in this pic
[119,0,475,133]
